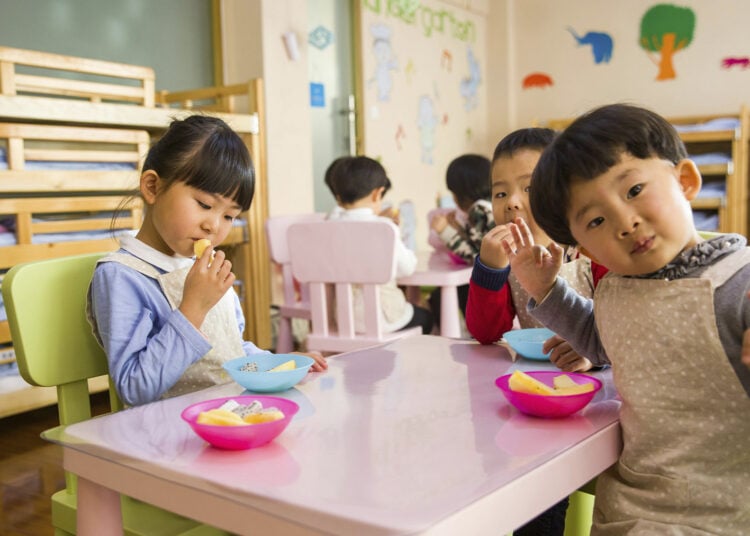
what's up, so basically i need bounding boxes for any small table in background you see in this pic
[397,251,473,338]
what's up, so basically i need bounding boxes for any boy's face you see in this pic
[566,153,702,276]
[491,148,551,245]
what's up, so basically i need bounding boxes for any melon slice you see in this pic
[508,370,555,395]
[269,359,296,372]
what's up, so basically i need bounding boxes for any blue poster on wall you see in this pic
[310,82,325,108]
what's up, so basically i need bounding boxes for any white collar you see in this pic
[119,235,194,272]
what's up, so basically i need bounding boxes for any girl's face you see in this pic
[491,148,550,245]
[138,177,242,257]
[566,154,702,276]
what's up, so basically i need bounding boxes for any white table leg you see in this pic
[77,476,123,536]
[440,285,460,338]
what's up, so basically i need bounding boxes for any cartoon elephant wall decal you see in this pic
[567,27,613,64]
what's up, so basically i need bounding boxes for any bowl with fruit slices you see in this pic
[223,354,315,393]
[181,395,299,450]
[495,370,602,418]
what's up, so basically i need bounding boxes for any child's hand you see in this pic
[380,206,400,225]
[502,217,563,302]
[479,224,513,269]
[180,247,236,329]
[292,350,328,372]
[544,334,593,372]
[445,211,462,231]
[430,213,449,233]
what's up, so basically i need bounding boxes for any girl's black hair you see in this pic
[144,115,255,211]
[445,154,491,208]
[530,103,688,245]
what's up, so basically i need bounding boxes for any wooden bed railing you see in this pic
[0,46,155,106]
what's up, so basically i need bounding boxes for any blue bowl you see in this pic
[223,354,314,393]
[502,328,555,360]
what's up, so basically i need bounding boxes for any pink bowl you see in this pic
[181,395,300,450]
[495,371,602,419]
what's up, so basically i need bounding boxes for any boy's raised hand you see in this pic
[502,217,564,303]
[479,224,513,269]
[181,247,236,330]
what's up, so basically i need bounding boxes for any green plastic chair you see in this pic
[2,253,229,536]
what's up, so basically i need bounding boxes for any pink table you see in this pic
[44,335,621,535]
[397,251,473,338]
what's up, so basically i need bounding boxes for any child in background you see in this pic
[88,115,327,407]
[429,154,493,330]
[327,156,433,334]
[466,128,606,373]
[429,154,493,264]
[505,104,750,534]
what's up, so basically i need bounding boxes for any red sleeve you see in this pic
[591,261,609,288]
[466,279,516,345]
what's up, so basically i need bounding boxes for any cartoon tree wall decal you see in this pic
[639,4,695,80]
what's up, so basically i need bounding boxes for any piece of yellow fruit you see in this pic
[553,375,579,389]
[268,359,296,372]
[243,409,284,424]
[508,370,556,395]
[193,239,212,259]
[554,381,594,396]
[196,408,246,426]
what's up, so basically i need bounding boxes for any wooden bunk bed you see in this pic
[0,122,146,417]
[0,46,270,418]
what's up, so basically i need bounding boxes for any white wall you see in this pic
[221,0,316,217]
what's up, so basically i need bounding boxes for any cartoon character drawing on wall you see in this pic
[368,23,398,102]
[459,47,481,111]
[416,95,438,165]
[567,27,613,64]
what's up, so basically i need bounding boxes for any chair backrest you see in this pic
[1,252,119,426]
[287,220,404,352]
[265,213,326,306]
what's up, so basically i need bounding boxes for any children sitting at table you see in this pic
[326,155,433,334]
[504,103,750,534]
[427,154,493,332]
[466,128,607,373]
[87,115,326,407]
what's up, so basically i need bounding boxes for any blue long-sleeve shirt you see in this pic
[89,236,268,406]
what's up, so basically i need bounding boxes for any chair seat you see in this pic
[278,301,312,320]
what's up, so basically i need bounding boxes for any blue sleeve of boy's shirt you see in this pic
[91,262,212,406]
[471,256,510,291]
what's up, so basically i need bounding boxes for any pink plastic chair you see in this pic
[265,213,326,352]
[287,220,421,354]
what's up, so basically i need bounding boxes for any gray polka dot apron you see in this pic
[592,249,750,535]
[510,256,595,328]
[94,253,244,400]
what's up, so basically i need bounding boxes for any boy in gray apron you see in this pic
[505,104,750,534]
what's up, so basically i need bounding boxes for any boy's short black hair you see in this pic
[492,127,556,161]
[445,154,491,207]
[531,103,688,245]
[330,156,391,204]
[324,156,352,197]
